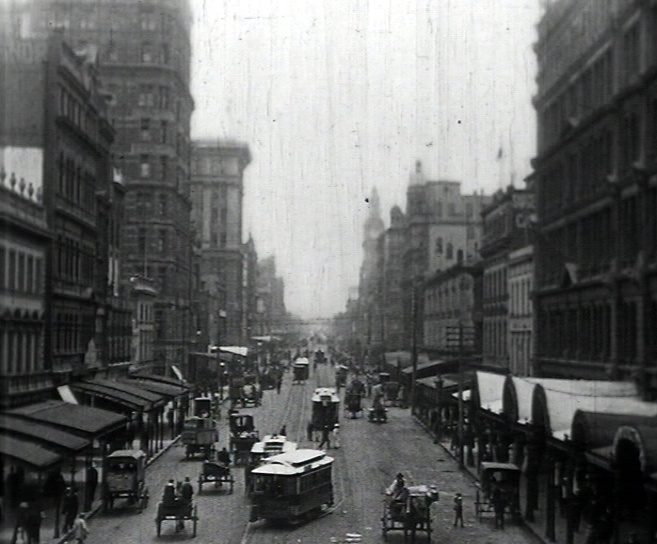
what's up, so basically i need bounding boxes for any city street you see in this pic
[79,362,542,544]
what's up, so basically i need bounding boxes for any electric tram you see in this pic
[249,449,334,523]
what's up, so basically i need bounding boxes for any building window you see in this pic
[435,237,443,254]
[160,156,167,181]
[140,10,158,31]
[140,118,150,140]
[158,86,170,109]
[448,203,456,216]
[158,229,167,253]
[161,44,170,64]
[8,250,16,290]
[160,120,168,144]
[159,194,167,215]
[138,228,146,254]
[0,246,5,289]
[140,155,150,177]
[446,243,453,260]
[141,42,155,63]
[26,255,34,293]
[138,85,154,107]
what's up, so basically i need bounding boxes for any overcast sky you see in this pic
[190,0,540,319]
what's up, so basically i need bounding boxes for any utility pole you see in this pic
[410,279,418,414]
[457,321,465,470]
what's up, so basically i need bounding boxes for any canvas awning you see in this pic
[0,414,89,455]
[0,433,62,470]
[8,400,126,438]
[475,371,506,414]
[124,378,188,398]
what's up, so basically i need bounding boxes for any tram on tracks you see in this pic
[249,449,334,524]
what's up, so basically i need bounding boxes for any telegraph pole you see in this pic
[410,280,418,414]
[457,321,465,469]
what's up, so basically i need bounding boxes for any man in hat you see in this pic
[453,492,464,527]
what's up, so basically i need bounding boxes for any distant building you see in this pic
[480,185,534,370]
[507,244,533,376]
[190,140,251,345]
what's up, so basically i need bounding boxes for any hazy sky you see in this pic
[190,0,540,319]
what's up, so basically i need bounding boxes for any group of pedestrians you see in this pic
[306,421,340,449]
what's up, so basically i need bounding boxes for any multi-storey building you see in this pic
[0,16,124,380]
[507,244,534,376]
[357,188,386,358]
[12,0,197,374]
[403,161,490,350]
[255,256,287,338]
[533,0,657,395]
[380,206,407,351]
[0,162,50,408]
[480,185,534,370]
[423,263,483,357]
[190,140,251,345]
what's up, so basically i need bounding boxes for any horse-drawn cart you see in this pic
[181,416,218,459]
[229,412,259,465]
[474,462,521,522]
[103,449,149,512]
[155,500,198,537]
[381,484,438,542]
[198,460,234,493]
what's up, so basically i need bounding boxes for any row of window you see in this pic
[483,319,508,359]
[57,151,97,212]
[138,85,171,109]
[140,118,169,143]
[509,276,532,317]
[135,192,168,217]
[53,312,93,354]
[0,327,42,375]
[59,85,98,140]
[0,246,43,295]
[483,268,508,300]
[54,236,94,285]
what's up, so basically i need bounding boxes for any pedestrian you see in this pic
[279,425,287,436]
[72,512,89,544]
[61,486,79,533]
[332,423,340,448]
[276,376,282,394]
[217,447,231,467]
[167,409,175,439]
[453,492,464,527]
[24,503,44,544]
[162,480,176,507]
[84,464,98,511]
[318,423,331,449]
[492,486,506,530]
[306,421,315,441]
[180,477,194,506]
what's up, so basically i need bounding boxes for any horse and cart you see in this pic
[155,497,198,537]
[197,453,234,494]
[474,462,521,522]
[103,449,149,513]
[381,484,439,542]
[229,412,260,465]
[345,378,365,418]
[181,416,218,459]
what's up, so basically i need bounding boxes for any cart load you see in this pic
[229,412,259,465]
[382,484,439,542]
[198,457,234,494]
[155,499,198,537]
[181,416,218,459]
[104,449,149,512]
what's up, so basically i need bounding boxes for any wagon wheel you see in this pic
[192,506,198,537]
[381,511,389,540]
[426,516,431,542]
[198,476,203,492]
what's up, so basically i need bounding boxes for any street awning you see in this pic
[220,346,249,357]
[70,381,151,411]
[0,433,62,470]
[0,414,89,454]
[125,378,188,398]
[130,369,187,387]
[475,371,506,414]
[401,359,458,379]
[8,400,126,438]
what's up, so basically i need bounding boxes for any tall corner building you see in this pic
[15,0,196,371]
[190,140,251,346]
[533,0,657,394]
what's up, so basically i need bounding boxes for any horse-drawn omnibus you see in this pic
[249,449,334,523]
